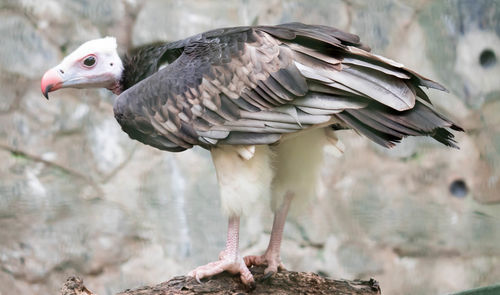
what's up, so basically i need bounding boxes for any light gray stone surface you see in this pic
[0,1,499,295]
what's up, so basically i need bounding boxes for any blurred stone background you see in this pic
[0,0,499,294]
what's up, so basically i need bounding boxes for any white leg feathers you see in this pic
[324,127,345,157]
[211,145,273,217]
[271,128,328,212]
[236,145,256,160]
[211,128,337,216]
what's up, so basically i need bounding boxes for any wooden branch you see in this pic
[59,266,381,295]
[60,277,96,295]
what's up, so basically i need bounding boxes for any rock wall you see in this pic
[0,1,499,294]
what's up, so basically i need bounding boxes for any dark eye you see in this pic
[83,55,96,67]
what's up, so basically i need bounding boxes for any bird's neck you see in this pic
[107,79,123,95]
[118,42,173,92]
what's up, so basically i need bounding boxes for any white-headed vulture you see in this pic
[41,23,462,287]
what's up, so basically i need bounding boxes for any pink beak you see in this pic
[41,68,63,99]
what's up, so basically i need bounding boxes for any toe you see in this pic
[187,261,224,281]
[243,255,257,267]
[264,264,278,277]
[187,269,198,278]
[187,256,255,287]
[243,255,266,267]
[187,270,204,284]
[239,265,256,287]
[260,270,275,281]
[245,280,257,291]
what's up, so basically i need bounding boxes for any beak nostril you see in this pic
[59,69,64,74]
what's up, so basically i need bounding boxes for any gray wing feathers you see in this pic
[115,23,457,151]
[294,59,416,111]
[346,46,447,91]
[291,93,367,110]
[342,57,411,79]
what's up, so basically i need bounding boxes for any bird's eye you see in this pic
[83,55,96,67]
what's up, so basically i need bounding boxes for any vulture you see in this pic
[41,23,462,287]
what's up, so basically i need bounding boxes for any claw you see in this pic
[261,270,275,281]
[187,270,204,284]
[246,280,257,291]
[243,251,286,283]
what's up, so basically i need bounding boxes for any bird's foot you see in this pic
[244,252,286,279]
[188,250,255,288]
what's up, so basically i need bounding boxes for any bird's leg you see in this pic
[188,216,255,287]
[244,192,293,277]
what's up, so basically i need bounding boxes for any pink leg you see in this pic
[244,192,293,276]
[188,216,255,287]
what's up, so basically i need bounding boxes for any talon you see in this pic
[246,281,257,291]
[188,253,255,287]
[261,271,275,281]
[243,252,284,277]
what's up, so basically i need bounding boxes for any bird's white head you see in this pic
[41,37,124,99]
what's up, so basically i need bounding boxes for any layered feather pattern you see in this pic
[114,22,462,152]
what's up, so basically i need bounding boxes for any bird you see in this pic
[41,22,462,288]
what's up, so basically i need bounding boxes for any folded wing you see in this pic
[113,23,462,152]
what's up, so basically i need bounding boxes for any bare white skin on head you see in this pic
[55,37,124,91]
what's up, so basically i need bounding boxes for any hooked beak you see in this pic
[41,68,63,100]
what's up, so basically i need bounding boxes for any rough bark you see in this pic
[59,267,381,295]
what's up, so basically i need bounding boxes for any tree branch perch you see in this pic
[59,267,381,295]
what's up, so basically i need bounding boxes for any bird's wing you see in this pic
[114,23,457,152]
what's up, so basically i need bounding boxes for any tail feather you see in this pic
[336,101,463,149]
[336,112,399,148]
[431,128,459,148]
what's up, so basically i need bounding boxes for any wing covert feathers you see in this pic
[113,23,462,152]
